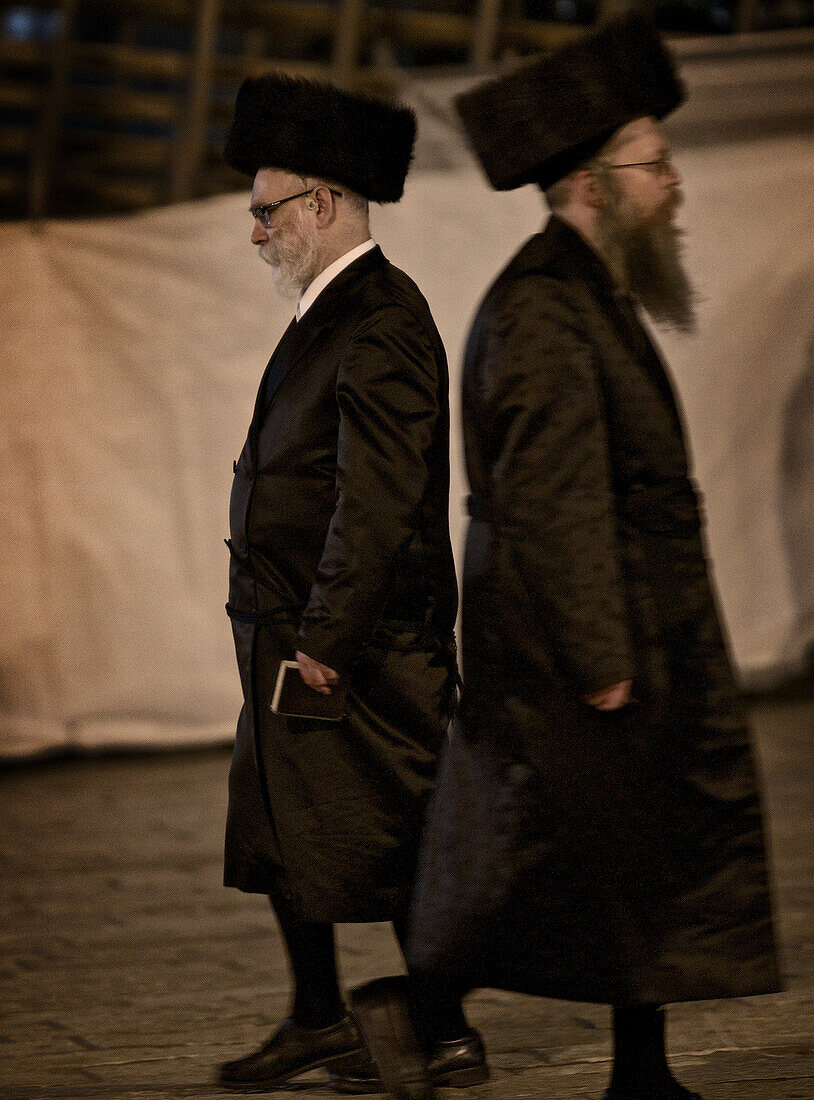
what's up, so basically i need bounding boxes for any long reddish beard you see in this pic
[597,183,697,333]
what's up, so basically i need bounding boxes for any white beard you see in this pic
[259,213,319,301]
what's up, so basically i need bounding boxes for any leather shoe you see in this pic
[331,1030,489,1092]
[349,976,435,1100]
[218,1013,366,1088]
[429,1032,490,1087]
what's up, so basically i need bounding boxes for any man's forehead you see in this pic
[251,167,302,203]
[610,116,667,155]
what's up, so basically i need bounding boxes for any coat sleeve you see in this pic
[296,304,441,673]
[486,274,634,695]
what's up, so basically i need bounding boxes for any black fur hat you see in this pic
[455,15,685,191]
[224,73,417,203]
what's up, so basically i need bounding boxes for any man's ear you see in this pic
[574,168,604,210]
[312,185,338,223]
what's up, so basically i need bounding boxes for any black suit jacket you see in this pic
[224,246,459,918]
[229,245,457,670]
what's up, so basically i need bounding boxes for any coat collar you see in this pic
[542,214,619,297]
[292,244,386,365]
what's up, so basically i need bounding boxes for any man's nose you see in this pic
[666,161,682,187]
[251,219,268,245]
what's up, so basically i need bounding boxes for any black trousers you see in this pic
[269,887,467,1042]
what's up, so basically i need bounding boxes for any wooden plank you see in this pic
[0,168,25,197]
[59,168,161,206]
[471,0,503,68]
[63,132,170,170]
[0,123,32,154]
[69,0,193,19]
[28,0,77,220]
[67,85,180,124]
[70,42,190,80]
[212,56,329,81]
[223,0,336,36]
[0,81,42,110]
[169,0,221,202]
[501,18,588,51]
[0,38,52,66]
[370,9,473,50]
[734,0,761,33]
[331,0,367,87]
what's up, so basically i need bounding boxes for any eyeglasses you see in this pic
[249,186,343,228]
[598,155,676,177]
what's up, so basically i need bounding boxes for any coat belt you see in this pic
[618,479,702,535]
[225,603,300,625]
[469,482,701,536]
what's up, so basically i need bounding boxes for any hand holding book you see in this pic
[295,650,340,694]
[270,655,348,721]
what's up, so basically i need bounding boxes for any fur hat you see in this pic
[224,73,417,203]
[455,15,685,191]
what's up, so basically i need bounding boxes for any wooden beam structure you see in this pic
[1,0,804,219]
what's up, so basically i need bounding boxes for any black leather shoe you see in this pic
[331,1030,490,1092]
[349,977,435,1100]
[429,1031,489,1087]
[218,1013,366,1088]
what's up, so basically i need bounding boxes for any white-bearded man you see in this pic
[218,74,487,1092]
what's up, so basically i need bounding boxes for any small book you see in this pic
[270,659,348,721]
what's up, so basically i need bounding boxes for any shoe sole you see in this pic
[434,1064,490,1087]
[220,1046,367,1090]
[332,1061,491,1093]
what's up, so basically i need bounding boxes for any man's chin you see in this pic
[270,269,303,301]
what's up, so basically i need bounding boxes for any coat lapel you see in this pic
[247,246,386,458]
[288,245,386,370]
[601,287,684,427]
[247,316,299,460]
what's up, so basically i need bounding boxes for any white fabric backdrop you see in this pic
[1,134,813,757]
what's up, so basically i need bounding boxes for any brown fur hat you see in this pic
[224,73,416,203]
[455,15,684,191]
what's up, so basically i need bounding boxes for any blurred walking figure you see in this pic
[350,17,780,1100]
[218,74,483,1090]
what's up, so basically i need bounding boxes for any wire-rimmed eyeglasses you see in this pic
[249,186,343,228]
[597,155,677,177]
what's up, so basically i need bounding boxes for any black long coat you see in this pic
[225,246,458,923]
[407,216,780,1004]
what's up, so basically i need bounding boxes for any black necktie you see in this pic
[261,317,299,411]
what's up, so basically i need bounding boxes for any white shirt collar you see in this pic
[296,239,376,322]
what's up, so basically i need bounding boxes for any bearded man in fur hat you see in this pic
[217,75,487,1091]
[349,17,780,1100]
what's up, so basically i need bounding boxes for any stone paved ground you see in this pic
[2,694,813,1100]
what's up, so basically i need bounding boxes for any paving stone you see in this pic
[1,695,813,1099]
